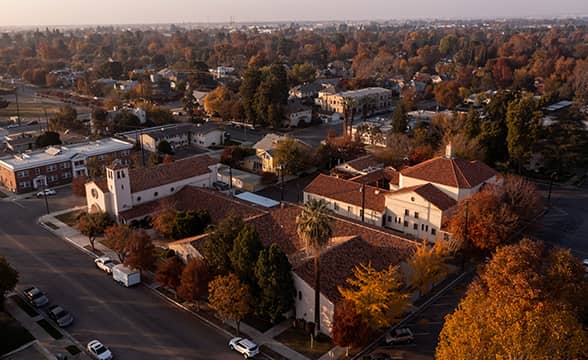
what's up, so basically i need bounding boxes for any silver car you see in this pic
[48,305,74,327]
[23,286,49,307]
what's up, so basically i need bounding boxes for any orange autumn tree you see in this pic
[208,273,251,335]
[437,239,588,360]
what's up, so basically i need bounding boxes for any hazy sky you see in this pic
[1,0,588,26]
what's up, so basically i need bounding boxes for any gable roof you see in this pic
[388,183,457,211]
[253,133,284,151]
[400,156,497,189]
[304,173,389,213]
[119,186,265,222]
[130,155,215,193]
[337,154,383,175]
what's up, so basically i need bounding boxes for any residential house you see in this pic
[285,102,312,127]
[84,155,218,222]
[316,87,393,117]
[332,154,383,178]
[138,123,225,152]
[244,133,309,174]
[0,138,133,193]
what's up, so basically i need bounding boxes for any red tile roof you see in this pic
[246,204,416,302]
[130,155,216,192]
[119,186,266,222]
[400,156,497,189]
[304,174,389,212]
[389,183,457,211]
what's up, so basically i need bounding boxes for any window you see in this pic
[35,168,41,175]
[49,175,59,182]
[347,206,352,213]
[62,173,71,179]
[19,181,30,188]
[404,209,409,216]
[413,223,418,230]
[411,196,415,202]
[403,220,408,227]
[137,197,142,202]
[61,162,71,169]
[47,165,57,172]
[334,203,339,211]
[170,187,175,192]
[74,160,85,167]
[387,215,392,223]
[431,228,436,235]
[154,192,159,197]
[360,209,364,218]
[414,212,419,219]
[298,291,302,300]
[17,170,29,178]
[97,155,104,161]
[421,224,425,231]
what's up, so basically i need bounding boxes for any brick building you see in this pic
[0,138,133,193]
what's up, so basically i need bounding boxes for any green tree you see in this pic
[273,136,312,175]
[35,131,62,148]
[202,215,245,276]
[254,63,289,127]
[78,212,112,251]
[0,256,18,310]
[290,63,317,85]
[229,224,263,284]
[177,258,210,310]
[239,66,262,127]
[254,244,295,322]
[339,262,410,330]
[157,140,173,155]
[170,210,211,240]
[209,273,252,335]
[392,101,408,133]
[296,199,334,336]
[506,94,542,172]
[124,230,156,276]
[91,108,108,136]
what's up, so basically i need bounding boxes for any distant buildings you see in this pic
[315,87,393,117]
[0,138,133,193]
[133,123,226,153]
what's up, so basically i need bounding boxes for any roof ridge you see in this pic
[452,158,472,188]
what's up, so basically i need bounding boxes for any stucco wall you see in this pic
[384,190,445,242]
[304,192,384,227]
[293,272,335,336]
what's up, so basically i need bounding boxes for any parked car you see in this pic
[385,327,415,344]
[23,286,49,307]
[47,305,74,327]
[112,264,140,287]
[94,256,118,275]
[364,352,391,360]
[229,337,259,358]
[213,181,230,191]
[87,340,112,360]
[36,188,57,197]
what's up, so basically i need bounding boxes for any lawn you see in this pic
[274,326,334,360]
[0,312,34,355]
[243,314,275,333]
[55,210,84,227]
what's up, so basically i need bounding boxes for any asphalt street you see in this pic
[0,189,242,360]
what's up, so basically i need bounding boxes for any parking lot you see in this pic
[363,272,473,360]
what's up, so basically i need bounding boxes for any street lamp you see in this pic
[547,171,557,206]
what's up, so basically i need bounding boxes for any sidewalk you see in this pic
[4,296,90,359]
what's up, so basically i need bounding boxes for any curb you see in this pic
[147,286,234,338]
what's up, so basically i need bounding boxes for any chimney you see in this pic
[445,142,453,159]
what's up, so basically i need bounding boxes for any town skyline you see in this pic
[2,0,588,26]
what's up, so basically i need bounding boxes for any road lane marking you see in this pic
[11,200,26,208]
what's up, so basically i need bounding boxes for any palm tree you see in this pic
[296,199,334,337]
[342,97,356,138]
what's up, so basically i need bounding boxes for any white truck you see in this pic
[112,264,141,287]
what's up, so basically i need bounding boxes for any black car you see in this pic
[47,305,74,327]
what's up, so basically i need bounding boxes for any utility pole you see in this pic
[229,164,233,197]
[15,86,21,126]
[280,165,285,202]
[360,182,366,223]
[41,179,50,215]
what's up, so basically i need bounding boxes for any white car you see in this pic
[229,337,259,358]
[36,188,57,197]
[87,340,112,360]
[94,256,118,275]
